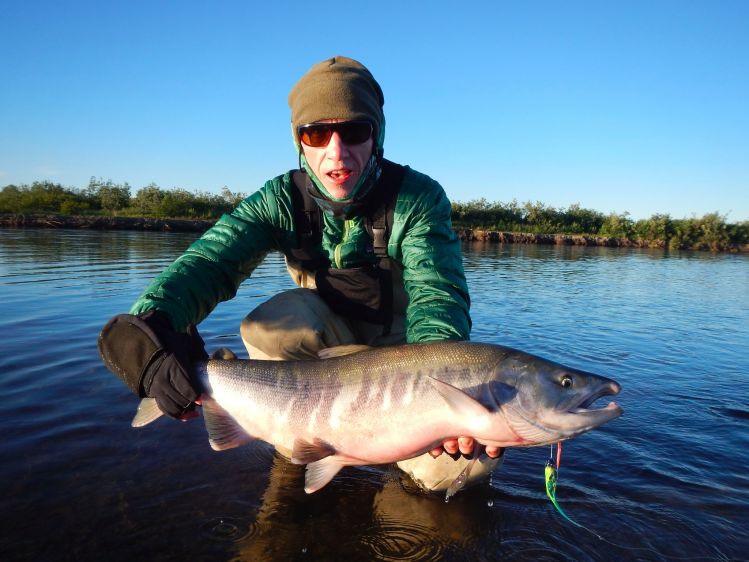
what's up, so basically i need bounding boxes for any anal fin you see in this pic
[304,457,345,493]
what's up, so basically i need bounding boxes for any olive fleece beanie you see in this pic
[288,56,385,150]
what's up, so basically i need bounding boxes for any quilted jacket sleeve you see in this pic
[129,173,295,331]
[391,168,471,343]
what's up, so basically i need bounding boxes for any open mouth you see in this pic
[327,169,353,184]
[569,380,622,416]
[502,378,623,446]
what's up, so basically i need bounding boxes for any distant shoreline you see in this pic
[0,213,214,232]
[460,228,748,252]
[1,213,746,253]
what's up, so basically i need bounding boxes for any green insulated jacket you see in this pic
[130,165,471,343]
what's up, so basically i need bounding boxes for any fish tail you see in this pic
[131,398,163,427]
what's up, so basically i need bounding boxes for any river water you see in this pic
[1,229,747,561]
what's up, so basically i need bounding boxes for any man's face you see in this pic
[301,119,374,199]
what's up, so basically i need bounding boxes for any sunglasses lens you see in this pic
[299,126,332,147]
[339,122,372,144]
[298,121,372,147]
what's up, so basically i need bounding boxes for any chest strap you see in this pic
[289,170,328,270]
[365,161,406,258]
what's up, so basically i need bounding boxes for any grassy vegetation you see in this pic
[2,181,747,250]
[0,179,246,220]
[452,198,748,250]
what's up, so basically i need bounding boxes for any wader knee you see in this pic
[240,288,357,360]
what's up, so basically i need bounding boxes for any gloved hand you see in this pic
[98,310,208,418]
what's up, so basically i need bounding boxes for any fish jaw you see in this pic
[563,378,623,426]
[500,378,623,446]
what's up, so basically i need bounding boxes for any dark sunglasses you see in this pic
[297,121,373,148]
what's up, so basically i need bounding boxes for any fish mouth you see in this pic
[568,380,623,418]
[502,379,623,446]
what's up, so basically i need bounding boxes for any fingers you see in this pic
[178,399,203,421]
[428,439,461,458]
[155,394,191,419]
[168,359,200,403]
[443,438,459,455]
[179,409,200,422]
[437,437,477,458]
[432,439,506,459]
[458,437,474,456]
[485,446,504,458]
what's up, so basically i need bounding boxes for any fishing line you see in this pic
[544,442,727,561]
[544,441,607,541]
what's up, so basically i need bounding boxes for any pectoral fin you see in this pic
[304,457,345,493]
[202,397,254,451]
[131,398,164,427]
[428,377,494,434]
[428,377,492,418]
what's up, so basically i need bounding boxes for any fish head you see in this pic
[490,353,622,446]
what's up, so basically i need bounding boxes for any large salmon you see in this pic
[132,341,622,493]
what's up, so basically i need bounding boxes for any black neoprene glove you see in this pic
[98,310,208,418]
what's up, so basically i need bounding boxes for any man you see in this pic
[99,56,501,492]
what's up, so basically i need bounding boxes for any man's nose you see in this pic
[326,132,349,159]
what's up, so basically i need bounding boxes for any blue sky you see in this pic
[1,0,747,221]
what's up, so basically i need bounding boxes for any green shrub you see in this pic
[633,213,674,242]
[0,181,90,214]
[599,212,635,239]
[86,177,131,212]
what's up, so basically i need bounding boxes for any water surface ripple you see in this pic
[1,230,747,561]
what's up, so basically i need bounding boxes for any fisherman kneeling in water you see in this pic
[98,56,503,493]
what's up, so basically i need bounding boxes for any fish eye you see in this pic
[560,375,573,388]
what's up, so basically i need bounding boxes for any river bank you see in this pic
[0,213,214,232]
[2,213,746,252]
[457,228,670,249]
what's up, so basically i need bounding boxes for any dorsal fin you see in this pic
[317,344,373,360]
[210,347,238,360]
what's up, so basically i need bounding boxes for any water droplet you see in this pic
[212,519,239,538]
[200,516,257,543]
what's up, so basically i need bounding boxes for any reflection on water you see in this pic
[1,229,747,560]
[231,453,499,561]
